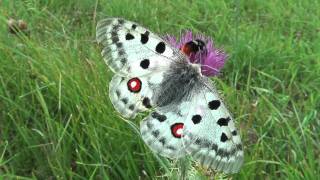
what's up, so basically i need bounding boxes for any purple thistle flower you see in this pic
[163,31,228,77]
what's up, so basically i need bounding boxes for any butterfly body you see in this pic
[96,18,243,173]
[153,61,202,107]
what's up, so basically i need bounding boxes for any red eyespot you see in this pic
[171,123,184,138]
[127,77,141,93]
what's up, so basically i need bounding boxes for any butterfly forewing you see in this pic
[96,18,180,75]
[181,83,243,173]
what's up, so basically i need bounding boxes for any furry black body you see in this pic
[153,60,204,108]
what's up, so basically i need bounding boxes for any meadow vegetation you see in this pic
[0,0,319,179]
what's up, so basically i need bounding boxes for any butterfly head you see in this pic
[180,39,206,57]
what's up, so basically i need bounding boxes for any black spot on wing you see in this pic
[142,97,152,108]
[129,104,135,110]
[140,31,149,44]
[116,90,120,97]
[217,117,230,126]
[191,114,202,124]
[208,100,221,110]
[201,139,211,148]
[211,143,218,151]
[155,42,166,54]
[125,33,134,40]
[152,130,159,138]
[120,58,127,65]
[131,24,137,29]
[111,26,120,43]
[232,130,237,136]
[166,146,176,151]
[121,98,128,104]
[151,112,167,122]
[220,133,228,142]
[116,42,123,48]
[111,30,117,37]
[217,148,230,158]
[195,139,202,145]
[159,137,166,145]
[236,143,243,151]
[140,59,150,69]
[111,35,119,43]
[118,49,126,56]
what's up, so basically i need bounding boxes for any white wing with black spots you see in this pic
[140,80,243,174]
[181,82,243,173]
[140,109,187,158]
[96,18,183,75]
[109,68,170,118]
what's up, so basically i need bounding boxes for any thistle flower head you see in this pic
[163,31,228,77]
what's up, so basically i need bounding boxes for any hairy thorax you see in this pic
[154,61,203,108]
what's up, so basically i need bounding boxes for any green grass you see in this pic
[0,0,319,179]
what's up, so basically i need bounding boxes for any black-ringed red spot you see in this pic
[171,123,184,138]
[127,78,142,93]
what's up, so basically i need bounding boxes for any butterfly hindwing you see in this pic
[140,109,188,158]
[109,69,170,118]
[140,80,243,173]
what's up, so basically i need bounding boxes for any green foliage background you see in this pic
[0,0,319,179]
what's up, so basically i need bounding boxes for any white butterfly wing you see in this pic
[140,109,188,158]
[109,69,170,118]
[96,18,184,118]
[140,80,243,173]
[181,82,243,173]
[96,18,179,75]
